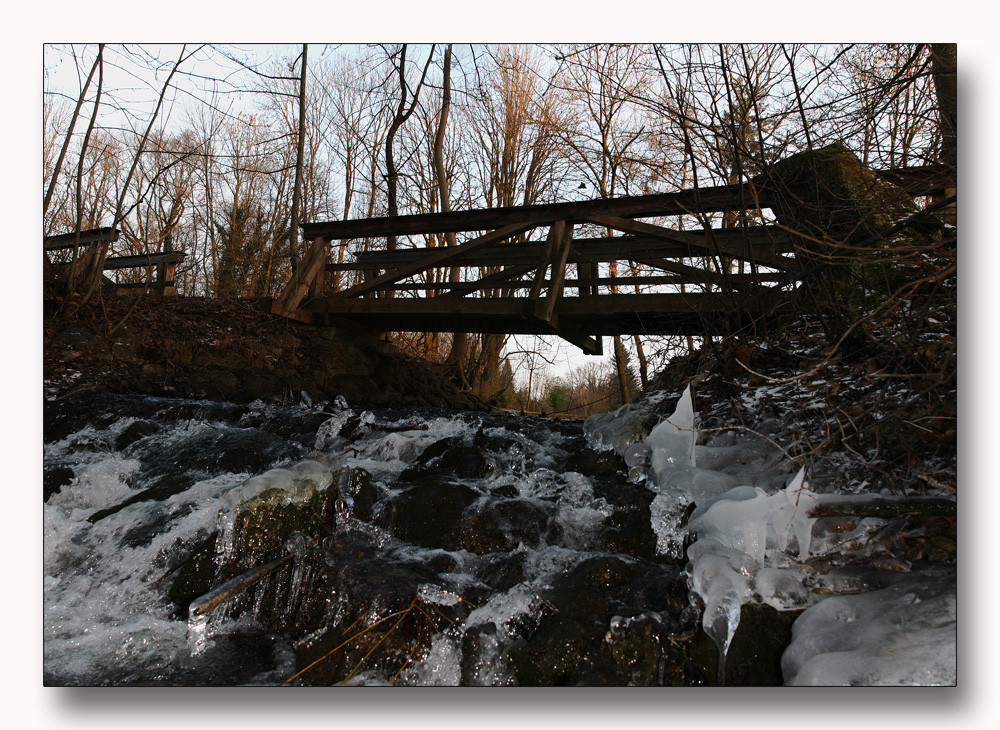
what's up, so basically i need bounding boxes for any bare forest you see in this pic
[43,43,956,414]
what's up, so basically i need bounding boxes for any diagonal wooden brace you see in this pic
[588,215,796,271]
[336,221,537,299]
[273,236,329,316]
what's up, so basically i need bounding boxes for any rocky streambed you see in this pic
[43,386,956,686]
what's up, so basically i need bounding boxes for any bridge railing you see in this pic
[45,227,186,295]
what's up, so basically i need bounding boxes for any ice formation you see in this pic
[585,385,955,686]
[213,459,334,571]
[782,569,956,686]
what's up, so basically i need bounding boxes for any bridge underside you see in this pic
[293,292,788,355]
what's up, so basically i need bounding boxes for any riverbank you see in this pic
[43,293,481,410]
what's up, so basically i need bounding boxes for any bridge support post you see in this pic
[273,236,329,317]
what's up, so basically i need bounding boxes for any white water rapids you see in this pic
[42,389,955,686]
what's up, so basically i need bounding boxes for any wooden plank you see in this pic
[335,222,538,299]
[535,222,574,324]
[44,227,119,250]
[53,251,186,271]
[337,227,798,274]
[527,221,564,302]
[308,291,759,317]
[301,291,788,339]
[577,260,596,297]
[628,255,728,286]
[807,495,956,519]
[301,182,772,241]
[361,272,790,293]
[439,264,536,299]
[588,215,797,271]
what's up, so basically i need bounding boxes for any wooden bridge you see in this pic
[272,164,953,356]
[45,227,185,295]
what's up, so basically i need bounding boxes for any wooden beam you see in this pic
[358,272,790,293]
[335,226,798,274]
[301,182,771,241]
[440,264,536,299]
[53,251,186,271]
[534,222,574,324]
[335,222,538,299]
[44,227,119,250]
[527,221,564,302]
[588,215,797,271]
[628,255,728,286]
[273,236,329,316]
[301,291,789,339]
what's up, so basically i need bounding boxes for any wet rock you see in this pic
[566,446,625,477]
[689,602,801,686]
[166,532,218,611]
[507,556,685,685]
[112,419,162,449]
[461,623,513,686]
[293,548,468,686]
[437,444,496,479]
[457,498,549,554]
[43,465,75,501]
[324,467,379,523]
[475,551,527,591]
[605,611,684,686]
[376,478,481,550]
[600,508,658,559]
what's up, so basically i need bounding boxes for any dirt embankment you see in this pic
[43,294,481,411]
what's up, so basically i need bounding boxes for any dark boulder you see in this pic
[375,477,481,550]
[457,498,549,554]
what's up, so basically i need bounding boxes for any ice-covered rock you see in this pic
[782,569,956,686]
[582,391,667,456]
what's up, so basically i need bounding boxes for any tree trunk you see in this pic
[930,43,957,168]
[289,44,308,268]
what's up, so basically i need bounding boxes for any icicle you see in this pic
[186,556,291,655]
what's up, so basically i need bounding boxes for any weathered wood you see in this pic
[44,227,119,250]
[300,291,787,345]
[527,221,564,303]
[301,183,772,241]
[54,251,185,271]
[273,236,330,316]
[101,252,185,270]
[333,226,799,273]
[534,222,574,325]
[440,264,535,299]
[874,165,956,196]
[335,222,538,299]
[364,272,789,293]
[588,215,797,271]
[577,260,598,297]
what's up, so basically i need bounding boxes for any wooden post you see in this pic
[308,236,327,299]
[535,222,574,324]
[163,262,177,295]
[273,236,329,316]
[577,260,598,297]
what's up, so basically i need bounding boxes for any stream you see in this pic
[42,389,956,686]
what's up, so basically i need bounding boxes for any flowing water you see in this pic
[44,393,694,686]
[42,389,956,686]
